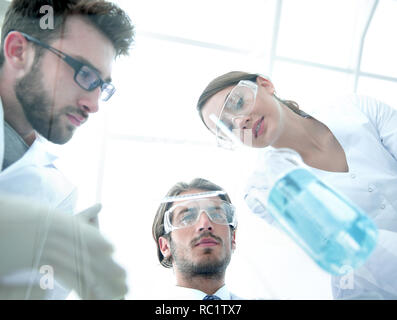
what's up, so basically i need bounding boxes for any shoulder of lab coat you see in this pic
[0,131,78,214]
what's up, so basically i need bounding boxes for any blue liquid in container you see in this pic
[266,168,378,275]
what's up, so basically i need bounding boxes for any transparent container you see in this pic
[247,148,378,275]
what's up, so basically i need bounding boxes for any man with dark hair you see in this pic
[0,0,134,299]
[0,0,134,209]
[151,178,243,300]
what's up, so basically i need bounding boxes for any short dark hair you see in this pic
[0,0,135,67]
[152,178,233,268]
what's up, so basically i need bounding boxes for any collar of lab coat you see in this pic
[168,284,232,300]
[0,132,59,174]
[306,94,369,128]
[0,98,58,173]
[304,94,370,150]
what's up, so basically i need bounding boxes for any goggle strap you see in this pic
[161,190,227,203]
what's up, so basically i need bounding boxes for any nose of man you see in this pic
[78,87,101,114]
[196,211,213,232]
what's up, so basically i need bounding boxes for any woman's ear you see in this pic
[256,75,275,95]
[159,236,171,260]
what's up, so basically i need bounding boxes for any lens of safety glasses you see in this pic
[223,85,255,116]
[164,200,236,233]
[213,80,258,148]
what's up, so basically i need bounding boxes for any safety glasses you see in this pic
[211,80,258,149]
[163,194,237,234]
[20,32,115,102]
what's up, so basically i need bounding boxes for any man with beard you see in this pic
[0,0,133,212]
[152,178,243,300]
[0,0,134,299]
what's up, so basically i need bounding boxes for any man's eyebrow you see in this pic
[73,55,112,83]
[173,207,189,215]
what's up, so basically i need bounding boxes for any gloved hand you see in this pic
[0,195,127,299]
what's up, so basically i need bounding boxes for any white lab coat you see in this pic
[0,99,77,299]
[0,98,3,172]
[245,95,397,299]
[0,100,77,213]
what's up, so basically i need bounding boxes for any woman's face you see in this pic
[201,77,285,148]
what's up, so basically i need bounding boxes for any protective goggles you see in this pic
[162,191,237,234]
[210,80,258,149]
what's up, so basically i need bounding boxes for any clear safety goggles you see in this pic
[162,191,237,234]
[210,80,258,149]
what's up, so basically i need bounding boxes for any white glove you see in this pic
[0,195,127,299]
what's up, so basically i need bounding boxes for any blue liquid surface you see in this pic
[267,168,378,275]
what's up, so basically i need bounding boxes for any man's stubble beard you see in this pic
[170,232,232,280]
[14,60,74,144]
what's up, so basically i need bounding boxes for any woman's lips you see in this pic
[253,116,265,138]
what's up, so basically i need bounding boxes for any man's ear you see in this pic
[231,229,236,251]
[256,75,275,95]
[3,31,34,72]
[159,236,171,260]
